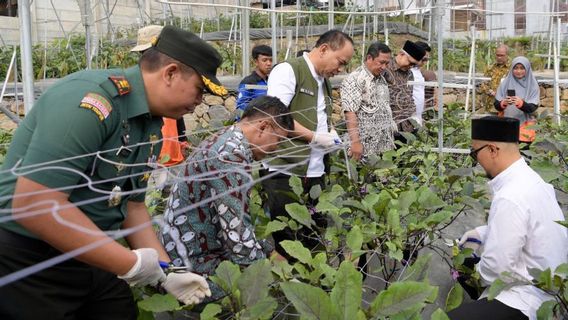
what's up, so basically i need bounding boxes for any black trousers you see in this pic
[447,298,528,320]
[0,228,137,320]
[260,171,326,260]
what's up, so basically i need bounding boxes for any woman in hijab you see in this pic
[494,56,539,143]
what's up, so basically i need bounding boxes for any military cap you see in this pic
[472,116,519,142]
[154,25,227,96]
[402,40,426,62]
[131,25,163,52]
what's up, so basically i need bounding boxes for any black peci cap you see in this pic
[472,116,520,142]
[402,40,426,62]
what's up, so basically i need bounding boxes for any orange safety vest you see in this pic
[158,118,184,166]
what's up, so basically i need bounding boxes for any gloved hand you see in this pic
[162,272,211,305]
[118,248,166,287]
[311,130,342,148]
[458,229,482,251]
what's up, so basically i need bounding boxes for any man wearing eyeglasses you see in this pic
[449,116,568,320]
[383,40,426,143]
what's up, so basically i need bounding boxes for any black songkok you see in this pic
[472,116,520,142]
[402,40,426,61]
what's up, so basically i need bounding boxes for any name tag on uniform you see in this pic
[300,88,314,96]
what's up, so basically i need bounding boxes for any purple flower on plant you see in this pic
[359,186,367,195]
[451,269,460,280]
[308,206,317,216]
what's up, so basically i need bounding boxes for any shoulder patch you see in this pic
[79,93,113,121]
[108,76,131,96]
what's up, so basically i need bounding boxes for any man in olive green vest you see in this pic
[261,30,354,260]
[0,26,227,319]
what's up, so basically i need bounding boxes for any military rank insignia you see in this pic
[79,93,112,121]
[109,76,131,96]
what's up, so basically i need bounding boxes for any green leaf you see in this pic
[263,220,287,237]
[556,220,568,229]
[417,187,446,209]
[431,308,451,320]
[211,260,242,293]
[424,210,453,226]
[200,303,222,320]
[289,175,304,198]
[445,282,464,312]
[402,253,432,281]
[346,225,363,254]
[555,263,568,276]
[369,281,437,316]
[316,200,340,214]
[398,190,418,212]
[137,293,179,313]
[285,203,314,228]
[362,193,381,212]
[309,184,322,200]
[531,160,562,182]
[536,300,557,320]
[280,240,313,265]
[280,281,339,320]
[238,259,273,307]
[136,309,154,320]
[240,296,278,320]
[487,278,507,300]
[387,209,401,231]
[331,261,362,320]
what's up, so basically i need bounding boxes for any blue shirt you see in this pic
[235,71,268,119]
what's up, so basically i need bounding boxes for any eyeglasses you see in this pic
[469,144,489,165]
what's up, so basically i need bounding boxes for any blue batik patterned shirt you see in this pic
[160,125,271,301]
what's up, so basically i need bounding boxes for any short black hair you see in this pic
[252,45,272,60]
[314,30,354,51]
[366,42,391,59]
[296,49,310,57]
[415,41,431,53]
[241,96,294,131]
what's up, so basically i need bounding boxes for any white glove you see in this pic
[118,248,166,287]
[162,272,212,305]
[311,130,342,148]
[458,229,482,251]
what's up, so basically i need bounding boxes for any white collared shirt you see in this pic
[266,53,328,177]
[411,67,425,125]
[475,158,568,320]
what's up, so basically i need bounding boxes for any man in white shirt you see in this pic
[410,41,431,126]
[260,30,354,260]
[448,116,568,320]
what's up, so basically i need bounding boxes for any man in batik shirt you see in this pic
[341,42,396,162]
[160,96,293,300]
[383,40,425,141]
[479,45,509,113]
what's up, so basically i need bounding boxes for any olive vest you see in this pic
[269,57,333,176]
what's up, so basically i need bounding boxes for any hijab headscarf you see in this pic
[495,56,539,121]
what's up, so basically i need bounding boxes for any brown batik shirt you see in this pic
[383,59,416,132]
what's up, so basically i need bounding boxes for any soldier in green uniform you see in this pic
[479,45,510,113]
[0,26,227,319]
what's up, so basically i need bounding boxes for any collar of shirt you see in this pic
[124,66,152,119]
[303,53,324,84]
[488,157,526,194]
[362,64,381,81]
[228,125,254,162]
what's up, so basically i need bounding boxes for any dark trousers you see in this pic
[447,298,528,320]
[260,171,326,260]
[0,228,137,320]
